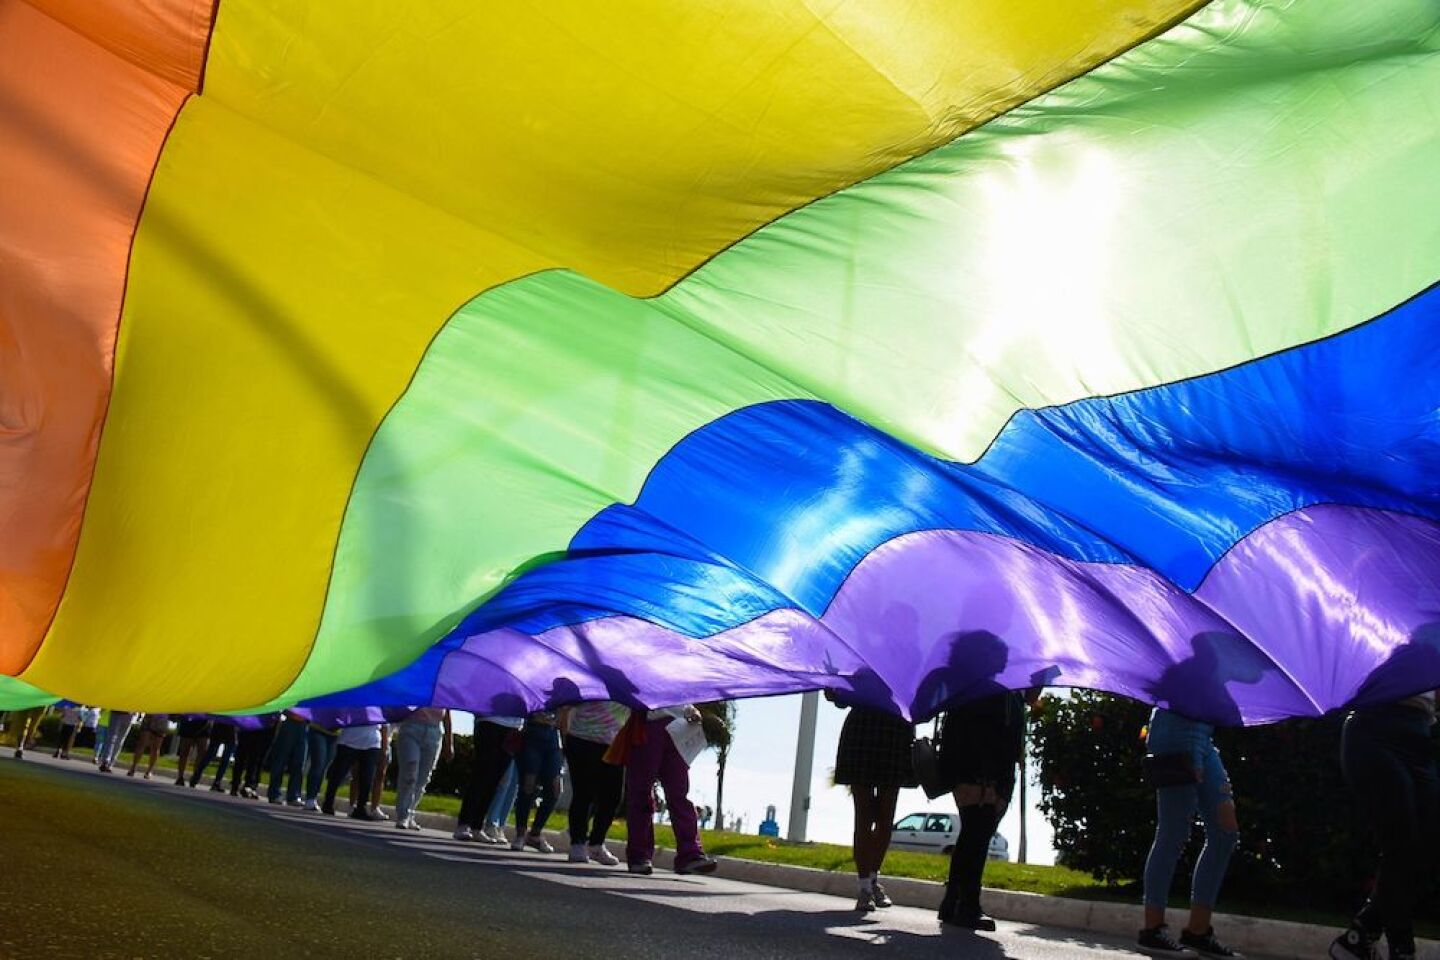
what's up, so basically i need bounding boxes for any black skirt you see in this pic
[834,707,918,788]
[935,692,1025,800]
[176,717,212,739]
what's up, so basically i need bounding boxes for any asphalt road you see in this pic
[0,755,1146,960]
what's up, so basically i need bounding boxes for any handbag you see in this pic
[1143,751,1199,788]
[912,717,949,800]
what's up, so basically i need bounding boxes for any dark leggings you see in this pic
[1342,706,1439,955]
[323,745,379,812]
[53,724,78,755]
[191,737,235,787]
[458,722,517,829]
[943,804,1001,918]
[230,726,275,792]
[565,735,623,845]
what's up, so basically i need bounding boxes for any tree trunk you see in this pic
[1017,712,1029,864]
[715,748,728,831]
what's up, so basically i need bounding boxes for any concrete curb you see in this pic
[400,807,1436,960]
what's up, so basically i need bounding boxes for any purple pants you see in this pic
[625,718,703,867]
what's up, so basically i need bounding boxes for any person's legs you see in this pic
[851,785,880,907]
[304,730,336,803]
[231,730,256,793]
[528,739,563,836]
[10,708,43,756]
[852,786,879,878]
[55,723,77,758]
[512,735,543,839]
[93,722,107,764]
[1142,784,1200,929]
[943,802,1001,922]
[589,754,625,847]
[247,725,276,792]
[14,709,44,753]
[101,712,134,769]
[268,720,308,803]
[191,737,221,786]
[458,722,513,831]
[145,733,162,776]
[370,734,390,810]
[211,740,235,788]
[266,724,291,801]
[1186,748,1238,935]
[408,723,442,818]
[175,736,196,783]
[353,748,379,814]
[1343,710,1432,958]
[393,723,425,823]
[624,724,667,866]
[655,732,704,867]
[565,736,598,847]
[127,731,149,775]
[872,785,900,874]
[323,745,359,813]
[486,762,518,832]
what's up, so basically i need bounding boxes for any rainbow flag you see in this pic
[3,0,1438,723]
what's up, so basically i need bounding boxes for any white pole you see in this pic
[786,690,820,842]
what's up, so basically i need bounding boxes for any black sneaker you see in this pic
[1181,927,1243,958]
[1330,928,1380,960]
[1138,925,1194,957]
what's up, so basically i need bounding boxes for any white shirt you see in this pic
[337,724,383,750]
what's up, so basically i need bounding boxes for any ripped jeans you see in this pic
[1142,711,1237,910]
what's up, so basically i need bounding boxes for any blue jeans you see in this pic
[486,759,518,828]
[99,712,135,768]
[1142,710,1238,910]
[394,721,443,823]
[267,718,309,803]
[305,728,338,802]
[514,722,564,836]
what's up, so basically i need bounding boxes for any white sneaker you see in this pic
[525,834,555,854]
[588,844,620,866]
[453,825,474,842]
[479,825,507,845]
[406,818,422,832]
[303,798,320,812]
[568,843,589,863]
[371,807,390,821]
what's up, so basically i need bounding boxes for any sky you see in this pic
[457,692,1056,864]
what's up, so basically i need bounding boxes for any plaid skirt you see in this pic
[834,707,918,788]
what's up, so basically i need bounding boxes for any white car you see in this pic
[889,811,1010,861]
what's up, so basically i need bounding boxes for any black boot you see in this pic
[937,804,1000,931]
[937,887,958,924]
